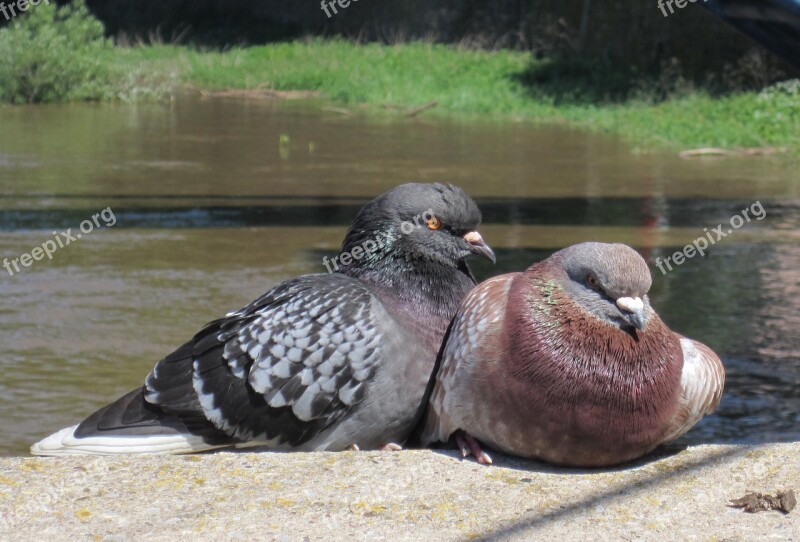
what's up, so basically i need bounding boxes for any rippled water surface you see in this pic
[1,96,798,455]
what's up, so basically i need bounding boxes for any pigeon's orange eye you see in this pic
[586,274,599,289]
[426,216,442,230]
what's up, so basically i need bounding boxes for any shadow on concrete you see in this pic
[426,442,688,475]
[457,445,750,541]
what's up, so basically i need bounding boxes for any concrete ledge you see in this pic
[1,444,798,541]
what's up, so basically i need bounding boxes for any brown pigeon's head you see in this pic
[553,242,654,332]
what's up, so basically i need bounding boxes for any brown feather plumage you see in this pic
[420,243,725,467]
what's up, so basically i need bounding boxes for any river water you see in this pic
[0,95,798,455]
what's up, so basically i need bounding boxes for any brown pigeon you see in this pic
[419,242,724,467]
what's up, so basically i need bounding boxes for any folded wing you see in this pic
[33,273,384,455]
[661,337,725,443]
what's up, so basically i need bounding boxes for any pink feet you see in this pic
[455,431,493,465]
[348,443,403,451]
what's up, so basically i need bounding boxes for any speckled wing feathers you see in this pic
[420,275,513,446]
[144,274,382,448]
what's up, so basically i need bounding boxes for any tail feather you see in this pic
[30,425,223,456]
[30,387,232,456]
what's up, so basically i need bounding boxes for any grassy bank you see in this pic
[1,5,798,153]
[137,41,800,153]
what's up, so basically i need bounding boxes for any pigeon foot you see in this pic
[455,431,493,465]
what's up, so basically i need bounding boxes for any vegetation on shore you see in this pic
[1,4,798,153]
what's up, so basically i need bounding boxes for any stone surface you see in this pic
[1,444,798,541]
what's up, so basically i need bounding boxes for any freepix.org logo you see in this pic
[322,208,437,273]
[0,0,50,22]
[654,201,766,275]
[3,207,116,277]
[320,0,358,19]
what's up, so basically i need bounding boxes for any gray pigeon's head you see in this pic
[341,183,495,272]
[551,242,654,332]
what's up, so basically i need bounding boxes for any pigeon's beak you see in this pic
[463,231,496,263]
[616,296,647,332]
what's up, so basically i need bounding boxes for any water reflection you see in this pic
[0,196,794,230]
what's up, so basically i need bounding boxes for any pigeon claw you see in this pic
[378,443,403,451]
[455,431,493,465]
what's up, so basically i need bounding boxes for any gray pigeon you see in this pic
[31,183,495,455]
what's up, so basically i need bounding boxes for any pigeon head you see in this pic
[553,242,653,332]
[339,183,495,276]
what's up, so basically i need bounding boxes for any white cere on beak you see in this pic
[616,297,644,314]
[463,231,485,246]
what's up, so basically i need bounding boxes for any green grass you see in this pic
[129,40,799,152]
[176,41,534,114]
[0,3,172,103]
[590,85,800,150]
[1,4,798,153]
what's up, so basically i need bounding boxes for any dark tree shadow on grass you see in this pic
[510,55,698,106]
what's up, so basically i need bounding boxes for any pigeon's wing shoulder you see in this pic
[145,273,383,448]
[419,274,513,445]
[662,337,725,442]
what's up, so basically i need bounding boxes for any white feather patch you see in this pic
[30,425,222,456]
